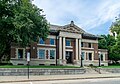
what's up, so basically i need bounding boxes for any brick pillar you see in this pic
[30,42,37,58]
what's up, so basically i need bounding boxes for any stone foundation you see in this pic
[10,59,108,66]
[0,68,86,76]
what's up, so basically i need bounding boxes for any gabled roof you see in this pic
[50,21,85,34]
[50,21,99,39]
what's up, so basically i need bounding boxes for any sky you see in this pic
[32,0,120,35]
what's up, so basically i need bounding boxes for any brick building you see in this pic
[10,21,108,66]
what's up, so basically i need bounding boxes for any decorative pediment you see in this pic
[62,21,85,33]
[65,27,78,32]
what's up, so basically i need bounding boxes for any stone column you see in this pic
[76,38,78,60]
[59,36,62,60]
[79,39,81,60]
[63,37,66,60]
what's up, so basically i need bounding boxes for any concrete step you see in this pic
[85,68,99,74]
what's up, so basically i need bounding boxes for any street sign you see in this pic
[27,52,30,62]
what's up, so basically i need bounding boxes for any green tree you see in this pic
[109,36,120,63]
[98,35,116,49]
[111,16,120,35]
[110,15,120,63]
[98,34,117,63]
[0,0,49,62]
[0,0,15,62]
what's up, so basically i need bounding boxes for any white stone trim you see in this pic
[81,47,94,49]
[16,48,25,59]
[75,39,78,60]
[47,35,56,39]
[66,49,73,51]
[37,44,56,47]
[25,47,30,49]
[59,36,62,59]
[66,46,73,48]
[101,53,106,61]
[63,37,66,60]
[59,31,81,39]
[82,39,98,43]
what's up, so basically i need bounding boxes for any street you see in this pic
[1,78,120,84]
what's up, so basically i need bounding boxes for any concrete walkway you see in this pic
[0,73,120,83]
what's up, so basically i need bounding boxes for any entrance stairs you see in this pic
[65,64,111,74]
[85,67,111,74]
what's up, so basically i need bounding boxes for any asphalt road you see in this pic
[1,78,120,84]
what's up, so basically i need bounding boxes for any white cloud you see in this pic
[32,0,120,34]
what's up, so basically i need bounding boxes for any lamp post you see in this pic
[98,52,101,67]
[81,54,83,67]
[27,52,30,79]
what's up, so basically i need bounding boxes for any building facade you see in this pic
[10,21,108,66]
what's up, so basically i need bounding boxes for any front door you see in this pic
[66,51,72,64]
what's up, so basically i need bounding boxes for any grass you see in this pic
[100,64,120,68]
[0,65,80,68]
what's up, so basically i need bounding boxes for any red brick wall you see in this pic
[11,47,16,58]
[93,43,98,60]
[45,39,50,45]
[71,39,75,60]
[30,42,37,58]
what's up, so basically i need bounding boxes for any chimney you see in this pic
[70,21,74,27]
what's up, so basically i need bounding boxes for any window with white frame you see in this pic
[66,40,71,46]
[88,53,92,60]
[39,38,45,44]
[50,50,55,59]
[88,43,92,48]
[50,38,55,45]
[18,49,24,59]
[38,49,45,59]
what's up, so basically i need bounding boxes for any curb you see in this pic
[0,76,120,83]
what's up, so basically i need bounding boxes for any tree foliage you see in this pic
[111,15,120,35]
[109,34,120,63]
[106,15,120,63]
[98,34,117,62]
[0,0,49,61]
[98,35,116,50]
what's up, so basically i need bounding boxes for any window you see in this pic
[39,38,45,44]
[101,54,103,61]
[50,39,55,45]
[88,53,92,60]
[81,52,85,60]
[38,49,45,59]
[50,50,55,59]
[88,43,92,48]
[66,40,71,46]
[18,49,23,59]
[81,42,83,47]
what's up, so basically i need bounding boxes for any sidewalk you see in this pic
[0,73,120,83]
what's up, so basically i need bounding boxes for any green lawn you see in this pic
[100,65,120,68]
[0,65,80,68]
